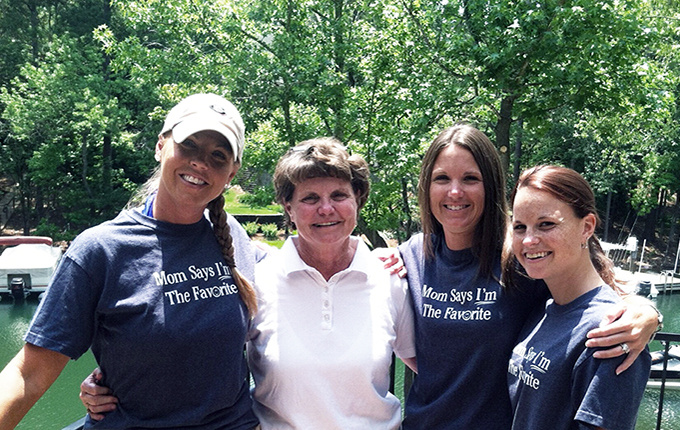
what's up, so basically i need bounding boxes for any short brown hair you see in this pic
[273,137,370,228]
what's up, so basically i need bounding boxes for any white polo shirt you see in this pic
[247,236,415,430]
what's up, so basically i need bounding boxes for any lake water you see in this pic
[1,292,679,429]
[0,295,97,429]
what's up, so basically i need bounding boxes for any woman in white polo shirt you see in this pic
[247,137,416,429]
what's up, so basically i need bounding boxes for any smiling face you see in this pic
[511,187,595,285]
[428,144,485,250]
[154,130,239,224]
[285,176,358,251]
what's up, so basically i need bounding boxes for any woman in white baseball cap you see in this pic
[0,93,263,430]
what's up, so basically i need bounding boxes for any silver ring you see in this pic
[620,343,630,354]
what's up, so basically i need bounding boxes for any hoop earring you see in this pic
[581,242,588,249]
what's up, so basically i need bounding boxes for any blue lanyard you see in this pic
[142,191,156,217]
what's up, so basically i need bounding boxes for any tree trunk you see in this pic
[282,84,295,147]
[642,189,664,242]
[28,0,39,64]
[35,190,44,224]
[512,117,523,184]
[494,95,516,174]
[331,0,346,142]
[101,0,113,213]
[356,215,388,249]
[664,192,679,268]
[81,134,93,202]
[401,178,416,239]
[102,134,112,195]
[604,191,612,242]
[20,181,31,235]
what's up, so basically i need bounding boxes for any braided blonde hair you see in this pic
[208,193,258,318]
[135,133,257,316]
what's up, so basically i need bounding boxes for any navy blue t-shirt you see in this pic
[25,209,259,429]
[508,286,650,430]
[399,233,547,429]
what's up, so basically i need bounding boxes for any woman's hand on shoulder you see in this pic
[585,298,659,374]
[80,367,118,420]
[372,247,407,278]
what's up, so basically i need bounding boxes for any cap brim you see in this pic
[171,118,241,163]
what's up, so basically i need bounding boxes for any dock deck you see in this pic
[615,269,680,296]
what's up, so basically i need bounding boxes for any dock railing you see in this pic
[659,271,680,294]
[396,332,680,430]
[650,332,680,430]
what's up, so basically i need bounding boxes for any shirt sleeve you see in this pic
[572,347,651,429]
[393,276,416,359]
[24,255,100,360]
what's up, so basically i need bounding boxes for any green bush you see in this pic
[261,223,279,239]
[243,221,260,236]
[239,186,275,208]
[33,220,78,242]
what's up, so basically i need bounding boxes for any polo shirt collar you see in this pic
[280,235,372,279]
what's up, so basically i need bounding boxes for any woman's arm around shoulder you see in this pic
[372,247,407,278]
[585,294,660,374]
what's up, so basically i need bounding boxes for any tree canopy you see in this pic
[0,0,678,261]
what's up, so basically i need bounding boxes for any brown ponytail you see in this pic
[588,236,623,294]
[208,193,258,318]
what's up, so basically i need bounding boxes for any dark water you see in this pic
[1,292,679,429]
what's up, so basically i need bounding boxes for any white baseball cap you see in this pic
[160,93,245,163]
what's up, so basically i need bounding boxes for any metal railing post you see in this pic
[652,332,680,430]
[656,340,671,430]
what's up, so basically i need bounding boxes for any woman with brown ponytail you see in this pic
[503,165,650,429]
[0,93,262,429]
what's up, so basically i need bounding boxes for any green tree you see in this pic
[401,0,658,173]
[1,35,137,233]
[95,0,433,243]
[0,0,149,235]
[2,0,678,256]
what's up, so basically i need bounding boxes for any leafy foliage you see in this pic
[261,223,279,239]
[242,221,260,237]
[239,186,276,208]
[0,0,678,252]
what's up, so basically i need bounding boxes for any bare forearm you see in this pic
[0,344,69,429]
[0,357,44,428]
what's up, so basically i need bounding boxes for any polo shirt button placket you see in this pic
[321,282,333,330]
